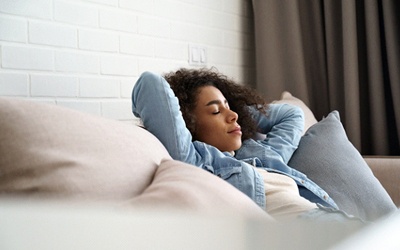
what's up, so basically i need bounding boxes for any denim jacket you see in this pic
[132,71,338,210]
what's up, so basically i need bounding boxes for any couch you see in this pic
[0,92,399,250]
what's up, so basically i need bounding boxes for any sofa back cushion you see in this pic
[0,97,171,201]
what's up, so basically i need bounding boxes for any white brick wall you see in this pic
[2,46,55,70]
[0,0,255,121]
[30,21,78,48]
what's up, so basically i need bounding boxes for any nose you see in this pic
[227,110,238,123]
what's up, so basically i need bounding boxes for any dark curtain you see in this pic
[252,0,400,155]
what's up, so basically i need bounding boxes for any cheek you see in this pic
[195,122,211,137]
[194,119,217,139]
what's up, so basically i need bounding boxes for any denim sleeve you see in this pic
[131,71,197,165]
[250,104,304,164]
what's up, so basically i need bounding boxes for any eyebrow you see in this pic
[205,99,227,106]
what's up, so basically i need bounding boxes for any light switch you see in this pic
[200,47,206,63]
[189,44,207,66]
[191,47,200,62]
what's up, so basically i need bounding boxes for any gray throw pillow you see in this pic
[288,111,397,221]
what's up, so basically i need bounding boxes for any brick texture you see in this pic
[0,0,255,121]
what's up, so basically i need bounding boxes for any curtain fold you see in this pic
[252,0,400,155]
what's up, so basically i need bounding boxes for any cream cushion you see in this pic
[129,159,272,220]
[0,97,270,220]
[0,97,170,200]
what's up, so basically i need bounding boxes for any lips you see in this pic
[228,126,242,134]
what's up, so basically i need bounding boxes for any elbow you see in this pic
[283,104,305,132]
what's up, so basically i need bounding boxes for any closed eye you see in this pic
[206,99,228,115]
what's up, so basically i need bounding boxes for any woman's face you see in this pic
[193,85,242,153]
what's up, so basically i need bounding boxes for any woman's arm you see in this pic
[132,72,266,208]
[251,104,304,163]
[131,71,197,164]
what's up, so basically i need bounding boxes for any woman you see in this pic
[132,68,360,221]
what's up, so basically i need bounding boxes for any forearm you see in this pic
[252,104,304,163]
[131,71,196,163]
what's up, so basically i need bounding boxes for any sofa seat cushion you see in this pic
[0,97,171,201]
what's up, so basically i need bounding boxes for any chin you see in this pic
[232,143,242,151]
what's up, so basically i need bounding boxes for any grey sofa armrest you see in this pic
[364,156,400,207]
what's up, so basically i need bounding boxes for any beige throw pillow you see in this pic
[129,159,273,221]
[0,97,171,201]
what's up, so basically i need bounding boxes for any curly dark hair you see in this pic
[163,67,269,141]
